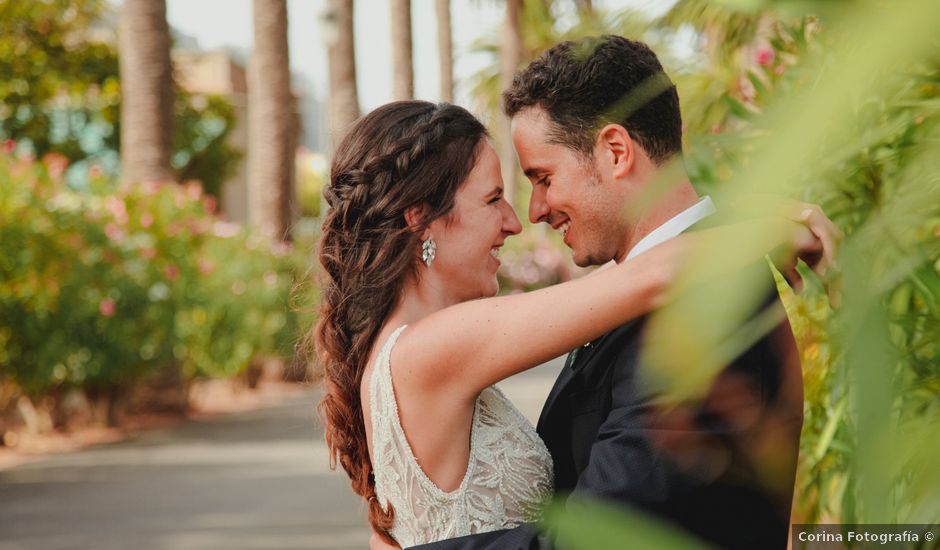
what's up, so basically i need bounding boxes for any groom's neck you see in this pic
[615,180,700,263]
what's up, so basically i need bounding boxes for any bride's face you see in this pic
[426,142,522,301]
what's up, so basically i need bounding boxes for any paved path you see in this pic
[0,358,563,550]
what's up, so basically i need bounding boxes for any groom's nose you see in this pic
[528,186,550,224]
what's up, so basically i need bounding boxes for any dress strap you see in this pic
[377,325,408,378]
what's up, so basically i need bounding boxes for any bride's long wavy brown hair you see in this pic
[313,101,487,540]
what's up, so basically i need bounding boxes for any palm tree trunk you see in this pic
[435,0,453,103]
[390,0,414,100]
[326,0,360,149]
[499,0,523,207]
[118,0,174,184]
[249,0,297,241]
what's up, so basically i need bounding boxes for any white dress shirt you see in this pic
[625,196,716,261]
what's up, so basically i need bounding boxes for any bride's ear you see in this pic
[404,204,430,235]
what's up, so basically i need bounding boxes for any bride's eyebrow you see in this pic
[484,186,503,199]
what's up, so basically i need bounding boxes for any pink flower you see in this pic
[164,264,180,281]
[755,47,775,67]
[89,164,102,178]
[711,125,722,135]
[105,223,125,242]
[142,181,162,196]
[140,212,154,228]
[3,139,16,155]
[187,219,208,236]
[106,196,129,224]
[99,298,116,317]
[43,153,69,179]
[198,258,215,275]
[141,247,157,260]
[185,181,203,201]
[211,220,241,238]
[203,196,217,215]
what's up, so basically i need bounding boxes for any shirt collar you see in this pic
[625,196,716,261]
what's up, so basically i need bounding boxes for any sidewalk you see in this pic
[0,359,561,550]
[0,391,368,550]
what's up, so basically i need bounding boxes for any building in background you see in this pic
[173,49,250,222]
[173,48,323,224]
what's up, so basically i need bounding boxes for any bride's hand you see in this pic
[776,201,842,297]
[730,195,842,285]
[642,200,841,301]
[782,201,841,278]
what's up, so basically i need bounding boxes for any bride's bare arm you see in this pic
[396,216,821,399]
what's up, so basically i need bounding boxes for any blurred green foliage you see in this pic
[677,2,940,525]
[0,0,241,196]
[543,497,709,550]
[480,0,940,538]
[0,151,310,406]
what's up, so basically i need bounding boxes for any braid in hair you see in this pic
[310,101,487,542]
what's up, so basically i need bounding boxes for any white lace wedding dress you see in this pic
[369,326,554,547]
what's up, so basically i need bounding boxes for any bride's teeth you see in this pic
[490,248,499,258]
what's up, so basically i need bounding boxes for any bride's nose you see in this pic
[502,201,522,235]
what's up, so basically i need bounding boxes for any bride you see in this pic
[314,100,829,547]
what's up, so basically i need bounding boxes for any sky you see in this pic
[165,0,503,113]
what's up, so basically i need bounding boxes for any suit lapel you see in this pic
[536,316,647,436]
[536,336,608,434]
[537,351,579,433]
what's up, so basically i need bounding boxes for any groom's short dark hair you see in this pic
[503,35,682,165]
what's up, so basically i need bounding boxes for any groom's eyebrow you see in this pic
[523,168,541,178]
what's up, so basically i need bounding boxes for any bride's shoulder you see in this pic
[386,321,479,405]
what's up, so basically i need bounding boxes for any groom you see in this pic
[382,35,816,550]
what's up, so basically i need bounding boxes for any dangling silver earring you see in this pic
[421,235,437,267]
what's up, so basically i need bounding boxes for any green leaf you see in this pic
[543,497,714,550]
[747,70,770,99]
[721,95,754,121]
[814,397,847,462]
[796,258,827,295]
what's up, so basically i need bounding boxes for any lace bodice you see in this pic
[369,326,554,547]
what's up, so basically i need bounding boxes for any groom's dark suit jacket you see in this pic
[413,258,803,550]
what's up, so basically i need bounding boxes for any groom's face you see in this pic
[511,108,629,267]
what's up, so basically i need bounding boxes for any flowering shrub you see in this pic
[496,229,584,294]
[0,148,307,406]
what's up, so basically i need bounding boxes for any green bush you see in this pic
[0,149,307,403]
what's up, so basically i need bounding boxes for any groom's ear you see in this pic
[595,123,634,179]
